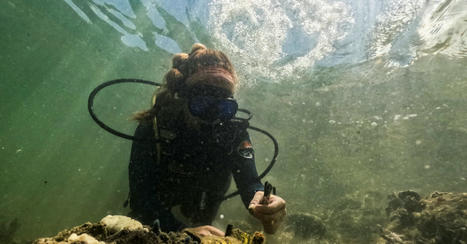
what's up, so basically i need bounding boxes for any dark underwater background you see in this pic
[1,0,466,242]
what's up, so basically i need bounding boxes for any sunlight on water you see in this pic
[63,0,466,79]
[209,0,355,82]
[418,0,467,57]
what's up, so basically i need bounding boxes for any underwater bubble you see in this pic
[394,114,401,121]
[402,114,418,120]
[416,140,422,145]
[371,122,378,127]
[424,165,431,169]
[220,214,224,219]
[329,120,336,125]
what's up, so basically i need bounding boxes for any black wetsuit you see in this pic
[128,120,264,231]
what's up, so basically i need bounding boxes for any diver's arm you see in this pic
[230,131,286,234]
[232,131,264,208]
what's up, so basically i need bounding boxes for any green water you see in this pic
[1,0,466,242]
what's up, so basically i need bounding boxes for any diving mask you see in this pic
[188,96,238,122]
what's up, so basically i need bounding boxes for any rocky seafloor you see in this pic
[376,191,467,243]
[276,191,467,243]
[2,191,466,244]
[32,215,265,244]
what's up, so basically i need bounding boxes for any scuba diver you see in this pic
[127,43,286,236]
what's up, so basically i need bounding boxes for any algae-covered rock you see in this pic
[285,213,326,239]
[33,215,265,244]
[279,191,466,244]
[377,191,467,243]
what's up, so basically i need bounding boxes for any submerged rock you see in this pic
[31,191,466,243]
[100,215,147,234]
[33,215,265,244]
[66,233,104,244]
[377,191,467,243]
[275,191,388,243]
[285,213,326,239]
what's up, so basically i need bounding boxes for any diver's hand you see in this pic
[248,191,287,234]
[183,225,225,237]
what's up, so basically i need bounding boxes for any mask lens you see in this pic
[217,99,238,120]
[189,96,237,121]
[189,96,213,118]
